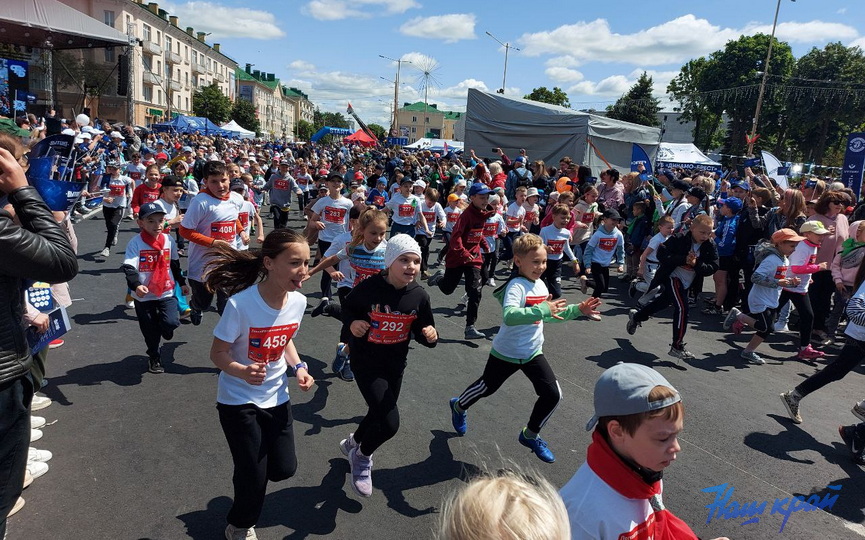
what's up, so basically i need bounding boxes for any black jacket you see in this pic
[650,230,719,289]
[0,186,78,384]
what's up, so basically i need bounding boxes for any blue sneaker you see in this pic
[449,398,467,436]
[339,360,355,382]
[518,430,555,463]
[332,343,347,374]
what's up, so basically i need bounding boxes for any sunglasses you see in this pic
[828,199,844,205]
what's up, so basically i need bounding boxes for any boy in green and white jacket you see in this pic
[447,233,601,463]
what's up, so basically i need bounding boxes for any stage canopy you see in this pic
[0,0,130,49]
[220,120,256,139]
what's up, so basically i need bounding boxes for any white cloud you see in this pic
[399,14,477,43]
[545,67,584,83]
[162,2,284,39]
[568,75,633,98]
[288,60,316,72]
[852,37,865,50]
[837,8,847,15]
[303,0,419,21]
[747,21,859,42]
[545,56,583,68]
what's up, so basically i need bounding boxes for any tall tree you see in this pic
[367,123,387,140]
[230,99,260,136]
[312,108,349,130]
[295,119,314,141]
[523,86,570,108]
[667,58,723,150]
[192,83,232,124]
[606,72,660,127]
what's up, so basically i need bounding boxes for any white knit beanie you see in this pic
[384,234,421,268]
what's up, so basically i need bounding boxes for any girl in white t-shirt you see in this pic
[206,228,315,540]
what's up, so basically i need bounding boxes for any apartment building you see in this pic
[396,101,462,143]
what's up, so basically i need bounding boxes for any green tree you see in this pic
[295,119,315,141]
[667,58,724,150]
[368,123,387,140]
[230,99,260,136]
[53,50,117,98]
[192,83,232,124]
[523,86,570,108]
[606,72,660,127]
[312,108,349,130]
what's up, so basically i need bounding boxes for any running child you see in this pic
[540,204,581,301]
[386,176,430,238]
[524,187,541,234]
[722,228,804,365]
[232,178,264,251]
[627,214,719,360]
[702,197,741,316]
[130,164,162,218]
[309,173,354,316]
[263,161,303,230]
[629,215,674,302]
[154,175,191,319]
[179,161,246,325]
[583,209,625,298]
[437,193,462,264]
[481,194,506,287]
[501,186,527,268]
[365,177,390,210]
[122,202,187,374]
[339,235,437,497]
[448,234,600,463]
[415,188,445,278]
[99,160,134,258]
[206,229,315,540]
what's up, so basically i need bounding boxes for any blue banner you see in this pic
[630,144,653,175]
[841,133,865,200]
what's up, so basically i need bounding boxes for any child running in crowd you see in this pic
[386,176,430,238]
[206,229,314,540]
[340,235,437,497]
[365,177,390,210]
[416,188,445,279]
[437,193,462,264]
[154,175,191,319]
[263,161,302,230]
[232,178,264,251]
[722,228,804,365]
[624,201,651,282]
[523,187,542,235]
[309,173,354,316]
[627,214,719,360]
[179,161,246,325]
[99,160,134,258]
[702,197,741,316]
[540,204,580,301]
[428,183,495,340]
[122,202,187,374]
[481,194,506,287]
[629,215,675,302]
[130,164,162,218]
[582,209,625,298]
[449,234,600,463]
[309,207,389,382]
[501,186,527,270]
[560,363,726,540]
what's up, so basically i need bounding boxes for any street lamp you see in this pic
[486,31,520,94]
[379,54,411,137]
[747,0,795,156]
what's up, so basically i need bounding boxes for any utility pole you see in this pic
[747,0,791,156]
[126,23,136,125]
[379,54,411,137]
[486,31,520,94]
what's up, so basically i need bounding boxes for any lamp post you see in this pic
[486,31,520,94]
[379,54,411,137]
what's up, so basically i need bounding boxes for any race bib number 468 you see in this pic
[248,324,299,363]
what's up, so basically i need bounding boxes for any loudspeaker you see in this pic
[117,54,129,96]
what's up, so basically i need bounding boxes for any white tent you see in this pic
[404,138,464,152]
[220,120,256,140]
[656,143,721,173]
[463,89,660,175]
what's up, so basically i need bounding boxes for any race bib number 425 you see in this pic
[248,324,299,363]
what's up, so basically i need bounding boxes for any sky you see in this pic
[162,0,865,127]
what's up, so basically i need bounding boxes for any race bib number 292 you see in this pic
[247,324,299,363]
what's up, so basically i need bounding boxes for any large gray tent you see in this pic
[464,89,661,175]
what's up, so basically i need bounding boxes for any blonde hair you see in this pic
[349,208,388,250]
[512,233,544,256]
[489,162,503,175]
[437,469,570,540]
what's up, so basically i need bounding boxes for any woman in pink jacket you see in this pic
[829,220,865,337]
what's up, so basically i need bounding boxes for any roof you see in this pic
[282,87,310,101]
[1,0,129,50]
[235,68,280,90]
[444,111,462,120]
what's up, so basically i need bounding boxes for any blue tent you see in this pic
[310,126,352,142]
[150,115,232,137]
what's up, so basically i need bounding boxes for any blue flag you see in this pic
[842,133,865,200]
[631,144,653,175]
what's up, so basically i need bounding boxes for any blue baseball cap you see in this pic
[730,181,751,192]
[138,202,167,219]
[468,183,492,197]
[717,197,743,212]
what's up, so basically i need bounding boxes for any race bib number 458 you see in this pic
[248,324,299,363]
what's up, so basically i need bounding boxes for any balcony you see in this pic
[169,79,182,93]
[191,62,206,75]
[142,72,162,86]
[142,39,162,56]
[216,72,226,83]
[166,51,182,65]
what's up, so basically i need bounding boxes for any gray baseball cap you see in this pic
[585,363,681,431]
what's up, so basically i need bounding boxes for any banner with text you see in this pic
[841,133,865,200]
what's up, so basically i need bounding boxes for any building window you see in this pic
[156,89,162,104]
[142,55,152,71]
[156,60,161,73]
[185,97,189,110]
[142,24,151,41]
[104,10,115,27]
[411,127,416,133]
[165,36,172,53]
[143,85,153,102]
[104,47,115,63]
[191,50,197,64]
[185,72,189,85]
[125,16,133,34]
[425,117,429,123]
[184,46,189,61]
[165,63,171,79]
[412,116,417,122]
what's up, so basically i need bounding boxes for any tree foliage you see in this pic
[53,50,117,97]
[368,123,387,140]
[295,119,315,141]
[523,86,570,108]
[667,58,724,150]
[606,72,660,127]
[192,83,232,124]
[230,99,260,136]
[313,108,349,130]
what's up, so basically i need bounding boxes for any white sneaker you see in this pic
[486,278,496,287]
[457,293,468,306]
[774,323,790,333]
[852,400,865,422]
[30,429,43,443]
[100,247,110,257]
[225,523,258,540]
[31,395,52,411]
[126,300,135,309]
[25,461,48,481]
[30,416,46,429]
[28,447,52,463]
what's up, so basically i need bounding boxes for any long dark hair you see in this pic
[205,229,306,296]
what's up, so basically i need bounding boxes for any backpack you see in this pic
[752,239,778,267]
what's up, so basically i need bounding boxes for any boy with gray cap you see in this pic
[561,363,728,540]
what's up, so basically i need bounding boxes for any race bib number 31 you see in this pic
[368,311,417,345]
[138,249,167,273]
[248,324,299,363]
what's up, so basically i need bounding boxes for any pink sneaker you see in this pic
[798,345,826,360]
[731,320,745,335]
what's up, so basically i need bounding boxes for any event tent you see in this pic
[404,138,464,152]
[655,142,721,173]
[344,129,377,147]
[220,120,256,140]
[464,89,660,175]
[151,115,231,137]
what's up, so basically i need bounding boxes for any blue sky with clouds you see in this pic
[163,0,865,126]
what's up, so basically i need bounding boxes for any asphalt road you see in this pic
[9,209,865,540]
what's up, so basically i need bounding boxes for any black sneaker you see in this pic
[701,304,722,316]
[628,280,638,299]
[464,325,485,339]
[339,361,355,382]
[311,298,330,318]
[838,425,865,466]
[427,270,444,287]
[148,356,164,374]
[190,309,202,326]
[161,328,175,341]
[626,308,640,335]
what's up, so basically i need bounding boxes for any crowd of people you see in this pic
[2,111,865,540]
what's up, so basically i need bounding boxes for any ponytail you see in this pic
[205,229,306,296]
[349,207,388,251]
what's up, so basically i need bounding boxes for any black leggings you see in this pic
[457,353,561,434]
[746,307,777,338]
[634,277,690,348]
[296,191,310,214]
[809,270,834,332]
[778,290,814,348]
[271,205,290,230]
[795,337,865,398]
[102,206,123,248]
[317,239,333,299]
[352,356,405,456]
[437,231,452,262]
[541,258,563,299]
[438,265,482,326]
[217,402,297,529]
[590,263,610,298]
[133,297,180,358]
[481,251,498,282]
[189,279,228,315]
[415,234,431,272]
